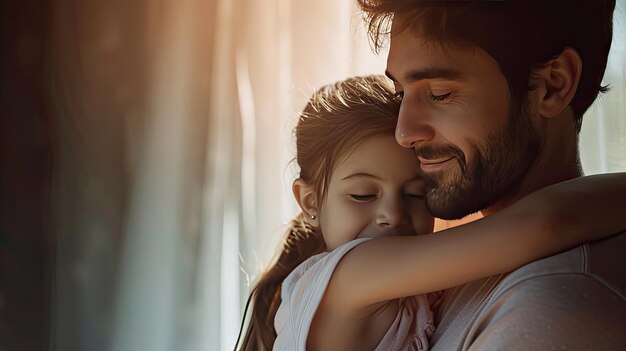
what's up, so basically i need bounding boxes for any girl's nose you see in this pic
[376,197,409,228]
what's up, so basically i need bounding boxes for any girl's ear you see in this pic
[293,179,320,227]
[531,47,582,119]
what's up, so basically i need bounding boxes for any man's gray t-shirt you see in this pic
[430,231,626,351]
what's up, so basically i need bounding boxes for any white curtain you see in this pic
[47,1,625,351]
[580,1,626,174]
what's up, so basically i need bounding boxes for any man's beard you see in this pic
[417,107,541,220]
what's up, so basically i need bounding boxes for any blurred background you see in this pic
[1,0,625,350]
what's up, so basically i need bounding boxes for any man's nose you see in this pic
[375,196,409,228]
[395,101,435,148]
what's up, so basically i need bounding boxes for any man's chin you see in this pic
[424,177,478,220]
[426,194,474,220]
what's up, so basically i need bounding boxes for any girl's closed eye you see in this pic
[404,180,426,202]
[404,193,425,202]
[350,194,377,202]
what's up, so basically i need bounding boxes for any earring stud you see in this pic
[310,214,316,220]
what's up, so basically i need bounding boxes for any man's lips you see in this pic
[417,156,456,165]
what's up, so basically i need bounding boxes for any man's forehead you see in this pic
[387,30,455,79]
[387,22,482,82]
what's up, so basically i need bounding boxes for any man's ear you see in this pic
[532,47,582,119]
[292,179,320,227]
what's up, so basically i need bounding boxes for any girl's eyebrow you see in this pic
[340,173,380,181]
[340,173,424,182]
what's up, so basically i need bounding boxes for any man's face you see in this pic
[386,23,541,219]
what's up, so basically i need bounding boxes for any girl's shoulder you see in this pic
[275,238,372,349]
[281,237,372,299]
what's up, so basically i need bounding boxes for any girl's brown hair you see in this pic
[237,75,400,350]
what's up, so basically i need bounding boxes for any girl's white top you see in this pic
[274,237,435,351]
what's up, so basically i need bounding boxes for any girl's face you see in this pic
[319,134,434,250]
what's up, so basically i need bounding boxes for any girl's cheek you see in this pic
[411,209,435,235]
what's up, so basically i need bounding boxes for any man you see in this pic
[357,1,626,350]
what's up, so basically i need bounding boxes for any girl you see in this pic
[236,75,626,351]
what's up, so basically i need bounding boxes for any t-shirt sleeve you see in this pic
[273,238,372,351]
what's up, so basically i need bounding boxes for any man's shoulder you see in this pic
[492,230,626,301]
[430,232,626,351]
[463,231,626,350]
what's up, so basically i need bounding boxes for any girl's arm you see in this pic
[326,172,626,313]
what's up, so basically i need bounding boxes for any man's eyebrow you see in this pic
[340,173,381,181]
[385,68,463,83]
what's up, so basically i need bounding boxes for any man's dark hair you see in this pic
[357,0,615,132]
